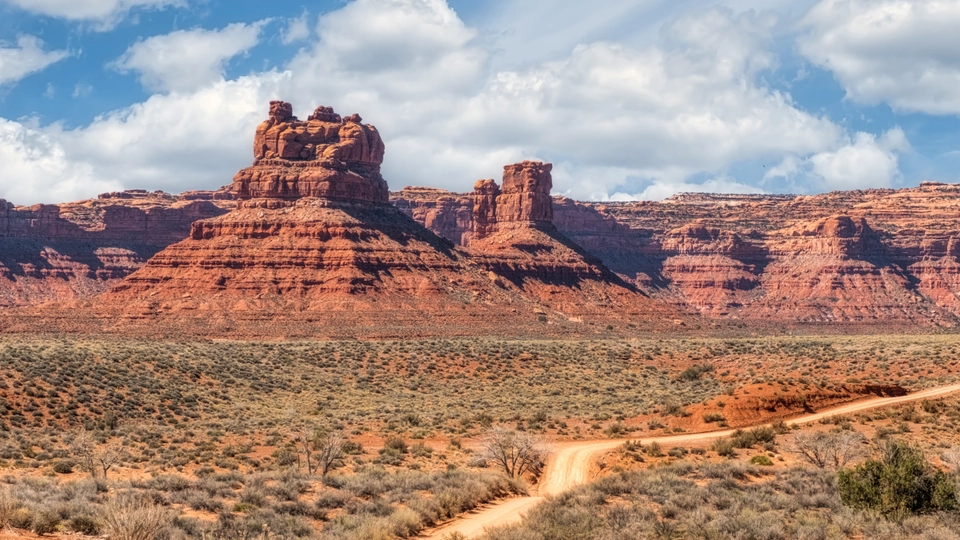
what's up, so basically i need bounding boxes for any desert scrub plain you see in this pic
[0,334,959,538]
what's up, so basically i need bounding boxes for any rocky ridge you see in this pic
[393,182,960,326]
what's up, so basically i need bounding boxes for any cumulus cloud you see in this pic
[764,128,910,191]
[1,0,183,28]
[111,22,266,93]
[799,0,960,115]
[283,3,843,199]
[810,128,910,190]
[0,119,117,204]
[0,36,68,87]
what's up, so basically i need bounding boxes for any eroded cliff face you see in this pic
[0,192,231,307]
[392,182,960,326]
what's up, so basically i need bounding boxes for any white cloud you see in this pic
[763,128,910,191]
[281,12,311,45]
[111,22,266,93]
[1,0,183,28]
[283,3,843,200]
[0,0,912,204]
[0,36,68,86]
[0,119,118,204]
[799,0,960,115]
[611,177,765,201]
[809,128,910,190]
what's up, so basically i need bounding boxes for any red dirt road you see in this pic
[422,382,960,539]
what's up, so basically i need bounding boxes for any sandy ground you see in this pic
[421,382,960,539]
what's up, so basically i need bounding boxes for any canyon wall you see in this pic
[0,191,230,307]
[392,182,960,326]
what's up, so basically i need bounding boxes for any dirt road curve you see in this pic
[422,382,960,539]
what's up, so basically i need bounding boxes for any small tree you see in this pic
[313,431,346,477]
[481,427,551,479]
[70,429,123,479]
[292,425,346,477]
[838,440,957,521]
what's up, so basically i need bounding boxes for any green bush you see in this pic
[838,441,957,520]
[712,439,735,457]
[750,455,774,466]
[53,460,75,474]
[32,511,61,536]
[67,515,101,535]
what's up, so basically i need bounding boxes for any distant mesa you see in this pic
[235,101,388,205]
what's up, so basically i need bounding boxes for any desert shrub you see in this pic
[383,437,408,454]
[52,460,75,474]
[67,515,101,535]
[100,492,171,540]
[0,488,19,529]
[342,441,363,455]
[668,447,688,458]
[750,455,774,466]
[679,364,713,381]
[838,441,957,520]
[712,438,735,457]
[31,510,61,535]
[316,490,352,510]
[410,443,433,458]
[9,507,33,529]
[793,430,866,469]
[702,412,725,423]
[644,442,663,458]
[731,427,776,449]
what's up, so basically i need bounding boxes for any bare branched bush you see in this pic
[314,431,347,477]
[70,429,123,479]
[942,446,960,473]
[481,427,551,479]
[792,431,866,469]
[101,493,170,540]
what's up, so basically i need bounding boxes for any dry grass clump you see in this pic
[101,492,170,540]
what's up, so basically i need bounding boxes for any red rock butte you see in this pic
[0,102,670,338]
[234,101,388,205]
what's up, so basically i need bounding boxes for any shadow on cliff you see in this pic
[0,239,161,280]
[339,204,459,259]
[497,226,647,294]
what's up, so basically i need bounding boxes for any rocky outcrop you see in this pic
[235,102,388,204]
[392,187,475,246]
[496,161,554,227]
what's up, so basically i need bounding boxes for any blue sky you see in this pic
[0,0,958,204]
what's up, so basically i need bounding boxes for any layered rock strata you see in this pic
[235,101,388,204]
[0,192,230,307]
[392,182,960,326]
